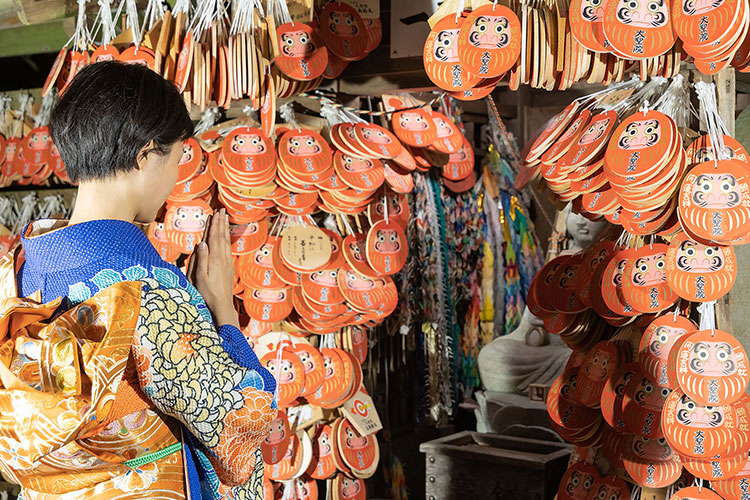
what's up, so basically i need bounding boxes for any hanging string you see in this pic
[272,331,285,405]
[0,94,12,138]
[194,106,221,135]
[301,90,445,118]
[268,0,292,26]
[124,0,141,48]
[97,0,116,46]
[173,0,191,15]
[143,0,166,31]
[607,76,666,115]
[34,90,58,128]
[14,193,39,236]
[339,213,356,236]
[72,0,91,51]
[15,94,33,139]
[279,103,300,131]
[695,81,730,164]
[579,75,643,110]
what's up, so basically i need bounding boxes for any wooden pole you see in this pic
[712,68,736,333]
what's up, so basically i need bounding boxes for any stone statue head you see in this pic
[564,203,607,252]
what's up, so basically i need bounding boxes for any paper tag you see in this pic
[281,225,332,271]
[596,88,635,108]
[287,404,325,432]
[341,0,380,18]
[287,0,314,23]
[341,386,382,436]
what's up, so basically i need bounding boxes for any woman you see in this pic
[0,62,275,499]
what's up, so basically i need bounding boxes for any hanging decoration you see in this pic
[423,0,750,93]
[40,0,384,111]
[520,78,750,496]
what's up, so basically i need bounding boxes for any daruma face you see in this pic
[180,143,195,165]
[433,117,453,138]
[254,245,273,267]
[374,229,401,253]
[362,127,392,144]
[345,270,375,291]
[558,117,585,143]
[153,222,168,242]
[342,156,373,172]
[559,372,577,400]
[675,240,724,273]
[174,206,207,232]
[231,223,259,238]
[434,29,460,62]
[585,348,613,381]
[252,289,287,303]
[345,426,368,449]
[675,393,725,428]
[563,470,595,499]
[319,432,332,456]
[694,145,735,163]
[377,195,404,217]
[310,270,338,287]
[690,341,739,377]
[266,417,287,444]
[617,120,661,150]
[632,377,671,410]
[232,134,266,155]
[296,479,309,496]
[682,0,724,15]
[342,478,361,497]
[631,253,666,286]
[691,173,742,209]
[29,130,51,150]
[280,30,316,58]
[467,15,510,49]
[591,484,623,500]
[329,11,359,37]
[615,0,669,27]
[323,355,334,377]
[578,118,610,145]
[582,0,605,21]
[288,135,322,156]
[399,112,429,131]
[649,325,687,359]
[632,436,673,460]
[266,358,296,383]
[298,351,313,371]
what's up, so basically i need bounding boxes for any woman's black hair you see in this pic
[49,61,194,183]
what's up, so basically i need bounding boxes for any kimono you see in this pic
[0,219,276,499]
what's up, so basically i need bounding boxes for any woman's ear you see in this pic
[136,140,157,170]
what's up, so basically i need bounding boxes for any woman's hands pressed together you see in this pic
[187,208,240,329]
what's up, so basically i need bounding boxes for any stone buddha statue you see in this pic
[474,203,606,434]
[564,204,607,254]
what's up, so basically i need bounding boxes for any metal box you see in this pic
[419,431,571,500]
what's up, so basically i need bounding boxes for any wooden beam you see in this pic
[14,0,72,26]
[712,68,736,334]
[0,0,22,29]
[0,17,74,57]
